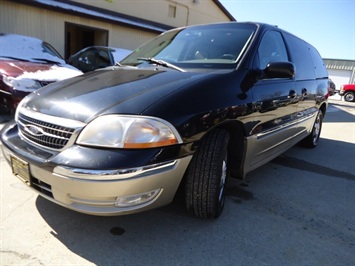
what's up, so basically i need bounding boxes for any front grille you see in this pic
[39,81,53,87]
[18,113,76,150]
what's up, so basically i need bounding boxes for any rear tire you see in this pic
[185,129,230,219]
[301,110,323,148]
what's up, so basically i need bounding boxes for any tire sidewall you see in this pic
[184,129,230,219]
[344,92,355,102]
[311,110,323,147]
[214,135,229,217]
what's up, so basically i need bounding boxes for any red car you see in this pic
[0,33,82,114]
[339,84,355,102]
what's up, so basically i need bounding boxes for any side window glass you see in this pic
[309,46,328,78]
[258,31,288,69]
[283,32,316,80]
[81,50,95,65]
[97,50,110,68]
[79,50,96,72]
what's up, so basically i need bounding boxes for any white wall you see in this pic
[0,1,157,57]
[328,69,352,89]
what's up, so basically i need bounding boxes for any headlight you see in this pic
[3,76,42,92]
[77,115,182,149]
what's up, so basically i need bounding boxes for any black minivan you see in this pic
[1,22,328,219]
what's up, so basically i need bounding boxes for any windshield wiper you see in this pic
[0,56,62,64]
[137,57,186,72]
[0,56,31,61]
[31,58,62,64]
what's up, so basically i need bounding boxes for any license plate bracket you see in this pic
[10,155,31,185]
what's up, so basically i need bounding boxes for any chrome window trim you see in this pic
[256,111,316,139]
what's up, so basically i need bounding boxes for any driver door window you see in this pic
[258,31,288,69]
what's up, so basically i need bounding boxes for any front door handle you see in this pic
[288,90,297,98]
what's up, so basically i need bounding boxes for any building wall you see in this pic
[71,0,231,27]
[324,59,355,89]
[328,69,353,89]
[0,1,157,58]
[0,0,232,59]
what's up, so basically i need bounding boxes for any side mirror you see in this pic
[263,62,295,79]
[240,62,296,94]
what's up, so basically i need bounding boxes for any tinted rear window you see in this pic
[283,32,315,80]
[309,45,328,78]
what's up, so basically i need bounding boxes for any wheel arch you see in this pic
[190,120,248,180]
[319,102,327,117]
[221,121,247,179]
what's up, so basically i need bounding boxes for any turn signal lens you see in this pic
[115,189,161,207]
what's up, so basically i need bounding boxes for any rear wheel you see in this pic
[301,110,323,148]
[185,129,230,219]
[344,92,355,102]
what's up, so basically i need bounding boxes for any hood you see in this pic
[23,67,211,123]
[1,60,56,77]
[1,59,82,92]
[1,59,81,78]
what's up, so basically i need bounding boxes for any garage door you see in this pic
[328,69,352,89]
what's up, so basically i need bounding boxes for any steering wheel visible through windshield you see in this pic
[120,23,257,70]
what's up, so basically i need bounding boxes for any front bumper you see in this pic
[1,121,192,216]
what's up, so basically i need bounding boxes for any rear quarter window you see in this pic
[283,32,315,80]
[309,46,328,79]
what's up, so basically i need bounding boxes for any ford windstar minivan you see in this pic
[1,22,329,219]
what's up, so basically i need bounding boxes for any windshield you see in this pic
[121,23,257,70]
[0,33,65,65]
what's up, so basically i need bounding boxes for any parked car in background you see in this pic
[328,78,336,96]
[0,33,82,114]
[339,84,355,102]
[1,22,328,219]
[67,46,132,73]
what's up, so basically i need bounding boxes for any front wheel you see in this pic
[344,92,355,102]
[184,129,230,219]
[301,110,323,148]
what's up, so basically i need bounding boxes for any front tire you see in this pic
[301,110,323,148]
[184,129,230,219]
[344,92,355,102]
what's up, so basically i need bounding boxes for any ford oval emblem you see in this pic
[24,125,45,136]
